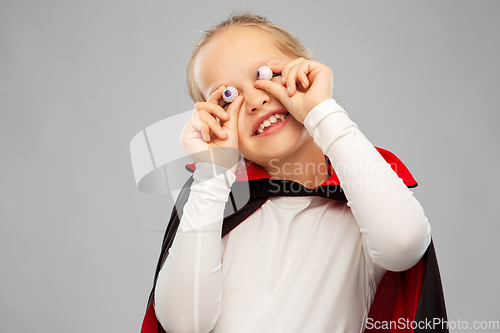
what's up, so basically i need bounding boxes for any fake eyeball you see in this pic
[257,66,273,80]
[222,86,238,103]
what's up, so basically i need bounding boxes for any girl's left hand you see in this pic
[254,58,333,124]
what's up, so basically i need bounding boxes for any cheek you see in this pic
[237,103,257,137]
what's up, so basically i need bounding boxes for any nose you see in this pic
[244,86,271,113]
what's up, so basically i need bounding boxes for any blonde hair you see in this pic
[186,12,314,103]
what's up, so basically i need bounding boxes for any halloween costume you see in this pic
[136,99,448,332]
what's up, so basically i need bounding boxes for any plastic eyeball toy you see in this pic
[222,86,238,103]
[257,66,273,80]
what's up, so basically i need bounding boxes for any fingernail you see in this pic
[220,129,226,135]
[287,86,291,93]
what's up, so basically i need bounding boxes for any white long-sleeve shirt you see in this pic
[154,99,431,333]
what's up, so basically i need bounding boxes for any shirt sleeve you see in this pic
[154,162,235,333]
[303,99,431,272]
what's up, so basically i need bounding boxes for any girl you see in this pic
[142,13,445,333]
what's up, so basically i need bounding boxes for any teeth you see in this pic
[255,113,289,135]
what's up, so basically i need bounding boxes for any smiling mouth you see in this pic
[253,113,289,136]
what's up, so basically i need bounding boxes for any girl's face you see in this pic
[193,27,312,167]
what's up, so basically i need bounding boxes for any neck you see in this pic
[261,138,330,189]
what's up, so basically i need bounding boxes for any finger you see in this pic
[287,59,313,95]
[188,115,209,143]
[194,101,230,122]
[198,110,228,140]
[207,85,227,107]
[190,112,211,142]
[303,60,330,84]
[286,62,302,96]
[200,116,211,142]
[210,86,236,109]
[222,95,244,131]
[190,115,202,133]
[254,79,288,106]
[265,63,285,84]
[297,60,310,90]
[281,58,306,87]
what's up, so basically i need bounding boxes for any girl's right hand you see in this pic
[181,86,244,173]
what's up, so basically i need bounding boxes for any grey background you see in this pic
[1,0,499,332]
